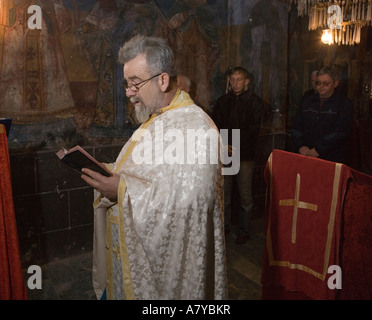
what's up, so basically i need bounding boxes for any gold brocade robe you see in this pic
[92,90,227,300]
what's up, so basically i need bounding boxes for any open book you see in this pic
[56,145,112,177]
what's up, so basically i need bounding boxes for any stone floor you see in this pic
[224,216,265,300]
[25,216,265,300]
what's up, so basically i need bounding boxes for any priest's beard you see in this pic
[131,98,150,123]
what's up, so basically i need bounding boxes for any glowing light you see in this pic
[321,29,333,45]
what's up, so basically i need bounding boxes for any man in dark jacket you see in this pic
[212,66,263,244]
[291,66,353,163]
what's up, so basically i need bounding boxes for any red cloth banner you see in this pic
[262,149,352,300]
[339,180,372,300]
[0,124,28,300]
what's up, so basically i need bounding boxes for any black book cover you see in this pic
[56,146,112,177]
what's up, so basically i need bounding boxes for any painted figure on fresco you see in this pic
[74,0,167,133]
[240,0,285,111]
[74,0,221,131]
[0,0,223,145]
[163,0,222,111]
[73,0,121,131]
[0,0,75,124]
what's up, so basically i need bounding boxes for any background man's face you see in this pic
[316,74,338,99]
[229,72,249,95]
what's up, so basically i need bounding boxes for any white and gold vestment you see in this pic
[92,90,227,300]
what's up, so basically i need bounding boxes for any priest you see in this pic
[81,35,227,300]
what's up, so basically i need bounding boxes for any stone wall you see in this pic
[11,144,123,266]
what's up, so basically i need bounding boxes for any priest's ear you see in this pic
[158,73,171,92]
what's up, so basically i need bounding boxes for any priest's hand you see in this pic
[81,168,120,201]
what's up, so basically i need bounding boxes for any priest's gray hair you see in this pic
[118,35,176,78]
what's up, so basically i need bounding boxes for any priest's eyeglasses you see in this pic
[123,74,161,93]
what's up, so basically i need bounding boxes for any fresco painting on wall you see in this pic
[0,0,75,121]
[162,0,222,113]
[0,0,77,149]
[240,0,286,117]
[0,0,232,150]
[0,0,367,152]
[74,0,169,136]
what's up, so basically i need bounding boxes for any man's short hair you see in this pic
[118,35,176,77]
[317,66,341,82]
[231,66,253,83]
